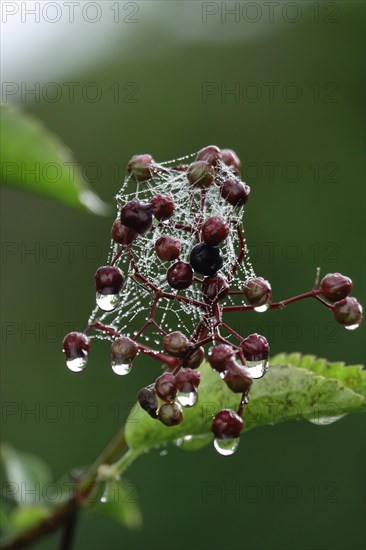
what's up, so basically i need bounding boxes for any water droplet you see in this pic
[174,434,212,451]
[308,415,345,426]
[214,437,240,456]
[219,371,226,379]
[246,359,268,379]
[345,323,361,331]
[254,304,269,313]
[176,390,198,408]
[66,355,88,373]
[96,292,119,312]
[111,360,132,376]
[159,449,168,456]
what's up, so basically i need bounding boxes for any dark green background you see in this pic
[1,2,365,549]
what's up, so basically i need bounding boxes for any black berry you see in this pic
[190,243,223,276]
[120,200,153,235]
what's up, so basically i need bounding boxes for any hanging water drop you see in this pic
[176,390,198,407]
[111,359,132,376]
[213,437,240,456]
[345,323,361,331]
[246,359,268,379]
[66,355,88,373]
[254,304,269,313]
[96,292,120,312]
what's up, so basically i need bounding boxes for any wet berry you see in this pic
[167,261,193,290]
[63,332,90,360]
[158,402,183,426]
[155,236,181,261]
[221,149,241,173]
[184,346,205,369]
[95,266,124,295]
[202,274,229,303]
[163,331,190,357]
[333,297,363,328]
[195,145,222,167]
[320,273,352,302]
[190,243,223,276]
[224,361,253,393]
[155,372,177,402]
[201,217,229,246]
[211,409,243,439]
[127,154,154,182]
[175,368,200,392]
[120,200,153,235]
[138,387,158,418]
[187,160,215,188]
[151,194,175,221]
[220,178,250,206]
[243,277,272,308]
[208,344,235,373]
[111,218,137,246]
[241,333,269,361]
[111,337,138,362]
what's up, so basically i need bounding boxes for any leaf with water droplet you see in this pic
[0,104,109,215]
[124,357,365,456]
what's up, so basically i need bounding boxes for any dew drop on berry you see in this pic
[111,360,132,376]
[246,359,269,379]
[176,390,198,408]
[254,304,269,313]
[96,292,120,312]
[213,437,240,456]
[345,322,361,331]
[66,355,88,373]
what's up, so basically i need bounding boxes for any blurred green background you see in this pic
[1,1,365,549]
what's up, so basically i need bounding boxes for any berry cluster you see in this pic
[62,145,363,456]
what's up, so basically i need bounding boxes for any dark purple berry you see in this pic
[221,149,241,173]
[243,277,272,308]
[224,361,253,393]
[241,333,269,361]
[333,297,363,328]
[111,218,137,246]
[127,154,154,182]
[320,273,352,302]
[158,402,183,426]
[202,274,229,303]
[208,344,235,373]
[187,161,215,188]
[220,178,250,207]
[163,331,190,357]
[120,200,153,235]
[195,145,222,167]
[155,236,181,261]
[211,409,243,439]
[111,336,138,362]
[190,243,223,276]
[155,372,177,402]
[175,368,201,392]
[63,332,90,360]
[138,387,158,418]
[184,346,205,369]
[151,194,175,221]
[95,266,124,295]
[201,217,229,246]
[167,261,193,290]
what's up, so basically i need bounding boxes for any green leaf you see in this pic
[0,103,109,215]
[0,444,52,506]
[90,480,142,530]
[124,358,365,455]
[7,505,49,536]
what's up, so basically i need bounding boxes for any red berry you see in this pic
[241,333,269,361]
[95,266,124,295]
[202,274,229,303]
[163,331,190,357]
[220,178,250,206]
[167,261,193,290]
[175,368,200,392]
[63,332,90,360]
[138,387,158,418]
[158,402,183,426]
[120,200,153,235]
[184,346,204,369]
[155,236,181,261]
[211,409,243,439]
[195,145,222,167]
[208,344,235,373]
[243,277,272,308]
[111,337,138,362]
[155,372,177,402]
[111,218,137,245]
[333,297,363,328]
[221,149,241,173]
[320,273,352,302]
[127,154,154,182]
[223,361,253,393]
[187,161,215,188]
[151,194,175,221]
[201,217,229,246]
